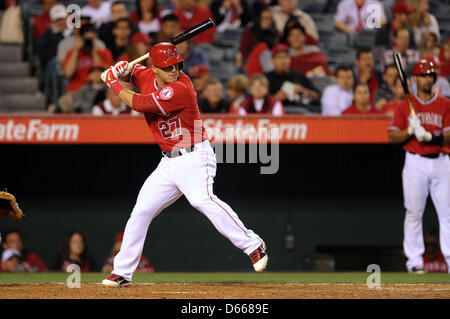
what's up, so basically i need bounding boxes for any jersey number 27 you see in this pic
[158,117,182,139]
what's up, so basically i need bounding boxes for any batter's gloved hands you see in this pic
[414,126,432,142]
[407,116,421,135]
[101,68,119,88]
[111,61,130,78]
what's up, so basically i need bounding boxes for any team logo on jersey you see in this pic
[160,86,174,100]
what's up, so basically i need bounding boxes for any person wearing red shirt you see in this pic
[354,49,382,105]
[439,41,450,78]
[388,59,450,274]
[239,74,284,115]
[129,0,162,37]
[173,0,216,44]
[100,43,268,288]
[1,229,47,272]
[342,83,380,115]
[52,231,99,272]
[33,0,57,41]
[62,23,113,92]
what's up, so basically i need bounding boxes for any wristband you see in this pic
[426,134,444,146]
[109,80,125,96]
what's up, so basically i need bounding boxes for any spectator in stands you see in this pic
[174,0,216,44]
[0,229,47,273]
[117,32,152,65]
[154,13,180,43]
[236,6,275,72]
[374,1,416,49]
[270,0,318,45]
[381,76,408,116]
[285,23,329,77]
[99,1,138,50]
[265,44,319,108]
[374,63,398,111]
[409,0,440,48]
[102,231,154,273]
[382,27,420,72]
[81,0,112,28]
[110,18,132,60]
[334,0,386,35]
[52,231,99,272]
[418,30,440,58]
[210,0,252,33]
[226,74,249,113]
[342,82,380,115]
[57,16,107,66]
[129,0,161,38]
[176,38,210,77]
[92,86,140,115]
[33,0,57,42]
[239,74,284,115]
[62,23,113,93]
[198,78,230,113]
[439,41,450,78]
[243,28,278,78]
[56,66,106,113]
[354,49,381,103]
[189,64,211,97]
[411,56,450,98]
[422,229,448,273]
[321,65,354,116]
[37,4,67,69]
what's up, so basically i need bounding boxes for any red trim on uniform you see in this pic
[204,159,251,239]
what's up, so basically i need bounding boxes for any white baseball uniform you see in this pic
[389,93,450,272]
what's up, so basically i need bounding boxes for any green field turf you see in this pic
[0,272,449,284]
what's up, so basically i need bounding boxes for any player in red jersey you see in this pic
[100,43,268,287]
[388,59,450,274]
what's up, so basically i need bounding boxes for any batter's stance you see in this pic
[388,59,450,273]
[100,43,268,287]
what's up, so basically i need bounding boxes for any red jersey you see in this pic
[130,64,208,152]
[342,104,380,115]
[63,49,113,92]
[389,94,450,155]
[381,99,403,116]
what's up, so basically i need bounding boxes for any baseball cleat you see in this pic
[250,241,268,272]
[409,267,426,274]
[102,274,130,288]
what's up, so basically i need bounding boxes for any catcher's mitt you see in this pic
[0,191,25,222]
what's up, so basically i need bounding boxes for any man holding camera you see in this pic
[62,23,113,92]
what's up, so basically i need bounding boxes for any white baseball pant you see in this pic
[112,140,263,281]
[402,152,450,272]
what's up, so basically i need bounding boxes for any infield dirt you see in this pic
[2,283,450,299]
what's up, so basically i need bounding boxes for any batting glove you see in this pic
[111,61,130,78]
[407,116,421,135]
[101,68,125,95]
[414,126,432,142]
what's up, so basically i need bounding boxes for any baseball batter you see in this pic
[100,43,268,287]
[388,59,450,273]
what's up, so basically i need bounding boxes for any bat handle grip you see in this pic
[129,53,149,68]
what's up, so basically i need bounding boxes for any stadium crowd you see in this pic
[0,0,449,116]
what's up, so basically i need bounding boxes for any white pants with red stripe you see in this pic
[402,152,450,272]
[112,140,263,281]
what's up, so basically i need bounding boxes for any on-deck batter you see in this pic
[100,43,268,287]
[388,59,450,274]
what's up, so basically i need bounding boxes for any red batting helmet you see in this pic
[412,58,437,82]
[149,42,184,68]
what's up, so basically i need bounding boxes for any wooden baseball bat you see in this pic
[128,18,215,68]
[393,52,416,117]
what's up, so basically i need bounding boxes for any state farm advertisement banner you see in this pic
[0,114,391,144]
